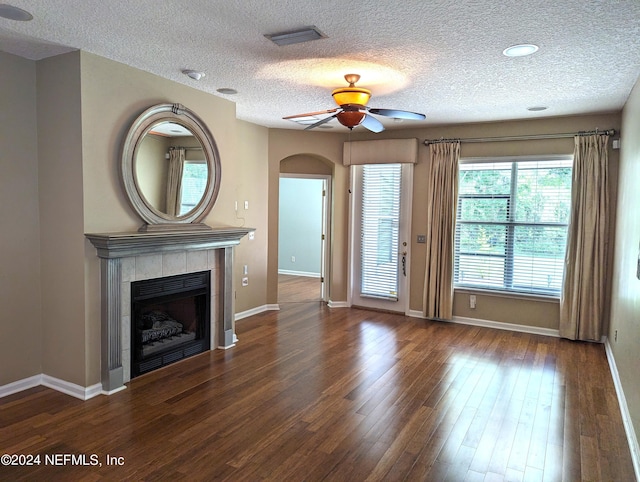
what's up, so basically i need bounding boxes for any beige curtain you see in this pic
[165,147,185,216]
[560,134,610,340]
[423,142,460,320]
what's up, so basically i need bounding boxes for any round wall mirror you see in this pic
[121,103,221,230]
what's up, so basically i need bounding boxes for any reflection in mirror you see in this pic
[135,122,208,218]
[121,103,221,230]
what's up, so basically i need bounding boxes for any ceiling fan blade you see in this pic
[304,113,339,130]
[283,108,338,120]
[368,108,426,121]
[360,114,385,133]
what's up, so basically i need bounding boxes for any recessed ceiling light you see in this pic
[216,88,238,95]
[182,69,205,81]
[503,44,539,57]
[0,4,33,21]
[527,106,548,111]
[265,26,327,46]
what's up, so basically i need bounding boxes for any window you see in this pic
[360,164,402,300]
[179,161,207,215]
[454,158,572,296]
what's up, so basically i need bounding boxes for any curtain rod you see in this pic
[423,128,616,145]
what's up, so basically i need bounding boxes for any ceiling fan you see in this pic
[283,74,426,133]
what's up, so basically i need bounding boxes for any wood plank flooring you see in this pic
[0,303,635,481]
[278,274,321,303]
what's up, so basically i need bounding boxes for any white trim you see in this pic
[41,375,103,400]
[451,316,560,337]
[235,304,279,321]
[101,385,127,396]
[1,374,103,401]
[328,300,349,308]
[279,173,332,304]
[605,338,640,481]
[0,374,42,398]
[407,311,560,337]
[278,269,321,278]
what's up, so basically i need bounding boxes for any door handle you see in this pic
[401,251,407,276]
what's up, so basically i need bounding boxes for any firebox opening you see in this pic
[131,271,211,378]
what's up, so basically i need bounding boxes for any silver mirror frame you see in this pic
[121,103,221,229]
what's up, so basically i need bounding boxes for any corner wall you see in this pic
[0,52,42,385]
[609,75,640,452]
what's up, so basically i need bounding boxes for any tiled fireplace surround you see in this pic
[86,227,250,393]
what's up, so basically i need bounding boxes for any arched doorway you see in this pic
[278,155,333,303]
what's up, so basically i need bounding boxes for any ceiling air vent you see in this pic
[265,26,327,46]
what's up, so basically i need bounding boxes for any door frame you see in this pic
[347,163,413,314]
[278,173,332,302]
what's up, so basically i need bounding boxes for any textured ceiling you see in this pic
[1,0,639,131]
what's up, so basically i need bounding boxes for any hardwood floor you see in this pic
[278,274,321,303]
[0,303,635,481]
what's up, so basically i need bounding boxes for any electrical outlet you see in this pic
[470,295,476,309]
[244,200,249,210]
[248,231,255,240]
[291,256,295,262]
[241,277,249,287]
[615,330,618,342]
[417,235,426,244]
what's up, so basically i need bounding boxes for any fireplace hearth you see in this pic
[131,271,210,377]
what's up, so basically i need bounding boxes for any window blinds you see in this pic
[360,164,402,300]
[454,158,572,296]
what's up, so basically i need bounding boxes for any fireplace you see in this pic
[86,227,251,393]
[131,271,210,377]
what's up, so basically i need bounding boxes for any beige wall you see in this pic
[268,114,620,330]
[233,120,269,314]
[268,129,348,304]
[609,75,640,446]
[346,114,621,329]
[37,52,88,385]
[78,52,271,384]
[0,52,42,385]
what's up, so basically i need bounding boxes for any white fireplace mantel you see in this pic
[86,226,251,393]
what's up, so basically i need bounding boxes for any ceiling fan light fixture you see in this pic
[332,73,371,107]
[332,87,371,107]
[337,111,366,129]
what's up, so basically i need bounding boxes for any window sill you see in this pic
[454,287,560,304]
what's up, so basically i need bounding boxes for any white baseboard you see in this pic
[278,270,321,278]
[0,374,41,398]
[407,311,560,338]
[327,300,349,308]
[451,315,560,337]
[1,374,103,401]
[41,375,102,400]
[605,338,640,481]
[235,304,279,321]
